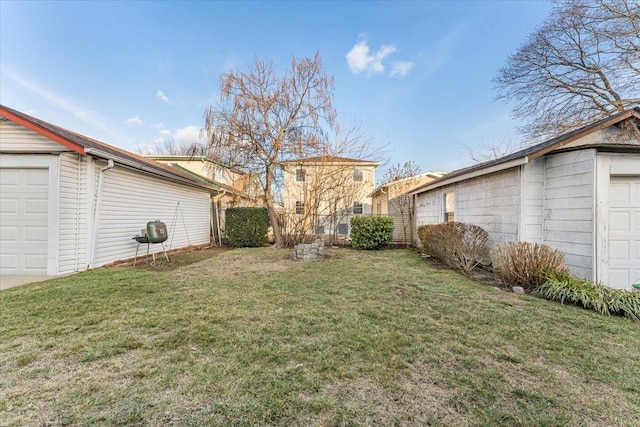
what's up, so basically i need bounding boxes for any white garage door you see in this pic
[608,176,640,290]
[0,168,49,275]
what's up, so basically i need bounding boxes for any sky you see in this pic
[0,0,553,180]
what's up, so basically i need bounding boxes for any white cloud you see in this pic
[125,116,143,126]
[390,61,414,77]
[346,40,397,74]
[156,90,169,103]
[154,126,203,145]
[174,125,202,144]
[425,25,464,75]
[5,69,110,132]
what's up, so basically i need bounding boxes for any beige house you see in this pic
[280,156,379,244]
[146,155,264,244]
[370,171,445,245]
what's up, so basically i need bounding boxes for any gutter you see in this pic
[89,158,114,268]
[85,147,209,191]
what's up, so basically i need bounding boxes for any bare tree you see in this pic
[380,161,422,246]
[494,0,640,140]
[462,136,520,164]
[203,53,337,247]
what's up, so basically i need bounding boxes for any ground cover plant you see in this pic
[1,248,639,426]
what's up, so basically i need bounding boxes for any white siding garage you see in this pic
[0,168,49,274]
[1,105,216,278]
[608,176,640,289]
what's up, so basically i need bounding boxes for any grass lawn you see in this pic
[1,248,639,426]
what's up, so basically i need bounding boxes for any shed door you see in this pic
[608,176,640,290]
[0,168,49,275]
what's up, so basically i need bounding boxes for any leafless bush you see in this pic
[417,223,489,275]
[491,242,570,290]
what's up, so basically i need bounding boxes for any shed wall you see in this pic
[543,149,595,279]
[58,153,90,274]
[93,165,211,267]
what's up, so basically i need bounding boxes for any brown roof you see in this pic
[0,105,216,192]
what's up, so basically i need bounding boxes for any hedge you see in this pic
[225,207,269,247]
[350,216,394,250]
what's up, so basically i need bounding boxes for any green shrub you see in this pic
[225,207,269,248]
[537,275,640,321]
[492,242,569,290]
[417,222,489,274]
[350,216,394,250]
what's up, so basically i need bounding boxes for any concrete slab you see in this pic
[0,275,52,290]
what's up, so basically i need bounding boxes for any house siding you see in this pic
[58,153,90,274]
[543,149,595,279]
[0,119,70,152]
[93,165,211,267]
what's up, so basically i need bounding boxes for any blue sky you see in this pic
[0,0,552,178]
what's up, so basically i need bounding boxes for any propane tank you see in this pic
[146,220,168,243]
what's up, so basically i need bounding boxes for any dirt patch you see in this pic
[132,246,230,272]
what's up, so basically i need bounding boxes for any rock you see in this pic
[512,286,525,294]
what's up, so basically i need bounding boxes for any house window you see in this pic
[295,201,305,215]
[214,166,224,182]
[353,168,363,183]
[353,201,363,215]
[338,223,348,234]
[296,168,306,182]
[316,225,325,234]
[444,192,455,223]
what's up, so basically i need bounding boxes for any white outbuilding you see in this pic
[0,105,215,277]
[412,107,640,290]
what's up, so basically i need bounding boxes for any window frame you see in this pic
[353,200,364,215]
[295,200,305,215]
[443,191,455,223]
[295,168,306,182]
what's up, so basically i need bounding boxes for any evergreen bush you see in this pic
[225,207,269,247]
[350,216,394,250]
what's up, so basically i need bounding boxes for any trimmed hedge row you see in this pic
[225,207,269,248]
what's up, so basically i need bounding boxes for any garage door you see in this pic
[0,168,49,275]
[608,176,640,290]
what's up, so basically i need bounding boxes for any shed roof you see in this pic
[0,105,216,193]
[412,107,640,194]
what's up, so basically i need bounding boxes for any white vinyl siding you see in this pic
[93,165,211,267]
[0,119,70,152]
[455,168,520,247]
[58,153,90,274]
[521,159,544,243]
[543,150,595,279]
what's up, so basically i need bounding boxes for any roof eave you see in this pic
[412,156,529,195]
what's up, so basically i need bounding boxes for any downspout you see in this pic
[89,158,114,268]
